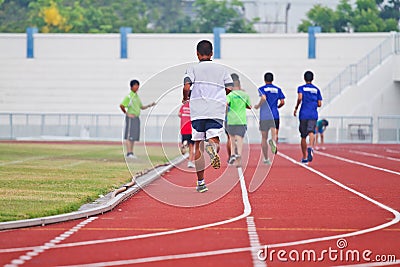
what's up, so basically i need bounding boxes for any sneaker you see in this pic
[196,180,208,193]
[180,141,188,155]
[301,158,308,164]
[307,147,314,162]
[205,144,220,169]
[269,139,277,154]
[126,153,137,159]
[228,155,236,165]
[187,161,195,168]
[263,158,272,165]
[234,155,242,167]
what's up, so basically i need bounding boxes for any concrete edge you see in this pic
[0,155,186,231]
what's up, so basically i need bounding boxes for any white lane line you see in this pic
[385,149,400,154]
[0,168,252,254]
[56,166,256,267]
[57,152,400,266]
[349,150,400,162]
[316,151,400,176]
[54,167,252,250]
[238,166,265,267]
[3,217,98,267]
[246,217,266,267]
[268,152,400,249]
[5,151,400,266]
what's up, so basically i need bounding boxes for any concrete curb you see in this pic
[0,155,186,231]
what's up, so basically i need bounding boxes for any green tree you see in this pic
[334,0,353,32]
[298,5,337,32]
[28,0,149,33]
[298,0,399,32]
[142,0,193,33]
[192,0,256,33]
[376,0,400,27]
[0,0,31,33]
[0,0,257,33]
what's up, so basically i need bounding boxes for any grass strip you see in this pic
[0,142,179,222]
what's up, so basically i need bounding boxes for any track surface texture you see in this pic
[1,144,399,267]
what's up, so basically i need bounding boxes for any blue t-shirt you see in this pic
[258,84,285,120]
[298,83,323,120]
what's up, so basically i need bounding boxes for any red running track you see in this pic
[1,144,399,267]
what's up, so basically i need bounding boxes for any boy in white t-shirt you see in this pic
[182,40,233,193]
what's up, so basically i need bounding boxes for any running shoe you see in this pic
[268,139,277,154]
[187,161,195,168]
[126,153,137,159]
[307,147,314,162]
[205,144,220,169]
[234,155,242,168]
[301,158,308,164]
[228,155,236,165]
[196,180,208,193]
[263,158,272,165]
[180,140,188,155]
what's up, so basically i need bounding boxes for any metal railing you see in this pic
[324,33,399,105]
[377,115,400,143]
[2,113,393,144]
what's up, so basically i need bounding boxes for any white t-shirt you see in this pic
[184,61,233,121]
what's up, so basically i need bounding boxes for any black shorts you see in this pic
[226,125,247,137]
[299,119,317,138]
[181,134,194,144]
[124,116,140,141]
[259,119,280,131]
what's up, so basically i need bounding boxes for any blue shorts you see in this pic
[316,126,325,134]
[191,119,224,141]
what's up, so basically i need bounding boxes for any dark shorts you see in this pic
[299,119,317,138]
[191,119,224,141]
[226,125,247,137]
[124,116,140,141]
[259,119,280,131]
[181,134,194,144]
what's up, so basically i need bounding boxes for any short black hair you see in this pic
[304,71,314,82]
[264,72,274,82]
[231,73,240,82]
[130,79,140,87]
[197,40,213,56]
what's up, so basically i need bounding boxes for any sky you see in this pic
[241,0,348,33]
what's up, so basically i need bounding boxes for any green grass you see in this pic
[0,142,180,222]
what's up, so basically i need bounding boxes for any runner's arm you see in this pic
[278,99,285,108]
[254,95,266,110]
[182,82,191,103]
[294,93,302,117]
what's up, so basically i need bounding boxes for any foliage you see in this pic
[192,0,256,33]
[298,0,399,32]
[0,0,256,33]
[0,0,31,33]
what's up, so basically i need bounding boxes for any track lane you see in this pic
[1,144,399,266]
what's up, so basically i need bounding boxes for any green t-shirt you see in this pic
[121,91,143,116]
[226,90,251,125]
